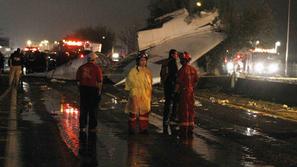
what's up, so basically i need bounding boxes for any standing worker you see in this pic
[0,51,4,74]
[160,49,179,134]
[0,51,4,84]
[125,52,152,134]
[175,52,198,138]
[76,53,103,132]
[8,48,23,87]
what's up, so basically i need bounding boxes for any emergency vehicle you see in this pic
[226,47,282,76]
[62,40,101,54]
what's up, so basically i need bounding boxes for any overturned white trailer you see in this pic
[45,9,225,83]
[115,9,226,85]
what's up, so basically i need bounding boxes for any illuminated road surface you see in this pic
[1,78,297,167]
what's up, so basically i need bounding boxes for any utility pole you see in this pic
[285,0,291,76]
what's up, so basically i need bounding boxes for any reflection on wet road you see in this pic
[59,102,80,156]
[39,81,297,167]
[42,89,80,156]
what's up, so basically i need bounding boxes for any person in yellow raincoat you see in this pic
[125,52,152,134]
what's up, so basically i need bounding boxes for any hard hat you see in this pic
[137,51,149,60]
[180,52,191,60]
[87,53,98,61]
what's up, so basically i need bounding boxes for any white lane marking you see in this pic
[5,87,20,167]
[0,87,11,101]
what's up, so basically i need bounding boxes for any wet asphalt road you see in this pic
[1,77,297,167]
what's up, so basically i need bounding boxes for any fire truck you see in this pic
[61,40,101,53]
[226,48,282,76]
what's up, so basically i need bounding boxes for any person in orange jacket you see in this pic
[76,53,103,132]
[125,52,152,134]
[175,52,199,138]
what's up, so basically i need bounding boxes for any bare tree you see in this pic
[218,0,276,49]
[118,26,139,53]
[65,26,115,54]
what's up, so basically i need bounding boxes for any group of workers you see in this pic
[6,48,24,87]
[4,47,199,138]
[2,48,50,88]
[77,49,198,138]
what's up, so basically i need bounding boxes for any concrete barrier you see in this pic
[198,76,297,106]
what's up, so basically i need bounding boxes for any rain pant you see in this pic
[176,64,198,135]
[160,58,178,130]
[125,66,152,132]
[9,66,22,87]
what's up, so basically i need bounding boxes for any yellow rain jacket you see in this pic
[125,66,153,114]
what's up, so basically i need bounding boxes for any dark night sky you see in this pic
[0,0,149,47]
[0,0,295,59]
[268,0,297,62]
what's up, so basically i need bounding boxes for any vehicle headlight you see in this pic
[226,62,234,73]
[254,62,264,73]
[268,63,279,73]
[112,53,120,61]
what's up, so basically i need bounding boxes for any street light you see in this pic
[27,40,32,46]
[256,40,260,45]
[196,1,202,7]
[285,0,291,76]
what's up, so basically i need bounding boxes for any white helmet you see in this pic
[87,53,98,61]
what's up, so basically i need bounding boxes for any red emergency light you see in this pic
[61,103,79,114]
[24,47,39,52]
[64,40,83,46]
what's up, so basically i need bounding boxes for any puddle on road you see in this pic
[244,128,259,137]
[41,89,130,166]
[101,95,128,111]
[39,85,279,167]
[58,102,80,156]
[20,81,43,124]
[150,114,271,167]
[41,88,80,156]
[42,90,131,166]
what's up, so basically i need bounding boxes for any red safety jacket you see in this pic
[176,64,198,127]
[76,62,103,88]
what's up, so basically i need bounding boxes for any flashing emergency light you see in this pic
[252,48,277,54]
[268,63,279,73]
[226,62,234,74]
[24,47,39,52]
[254,62,264,73]
[64,40,83,46]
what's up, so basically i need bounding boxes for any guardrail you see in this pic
[198,76,297,106]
